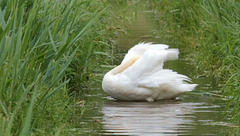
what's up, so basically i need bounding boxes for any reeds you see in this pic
[152,0,240,123]
[0,0,116,135]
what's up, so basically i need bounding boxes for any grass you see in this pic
[0,0,122,135]
[3,0,238,134]
[150,0,240,123]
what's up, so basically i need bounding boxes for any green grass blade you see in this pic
[6,74,41,135]
[94,51,110,56]
[48,28,57,52]
[0,9,16,41]
[21,0,38,55]
[39,49,77,103]
[0,101,8,118]
[55,6,109,60]
[0,114,6,136]
[40,79,70,103]
[19,87,37,136]
[0,7,6,29]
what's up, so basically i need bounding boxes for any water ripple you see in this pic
[101,101,223,135]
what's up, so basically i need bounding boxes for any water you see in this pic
[73,2,238,136]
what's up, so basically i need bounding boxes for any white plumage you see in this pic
[102,43,197,102]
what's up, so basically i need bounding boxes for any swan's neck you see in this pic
[111,56,140,75]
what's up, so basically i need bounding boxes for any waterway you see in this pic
[72,2,238,136]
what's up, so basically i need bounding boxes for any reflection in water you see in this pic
[102,101,194,135]
[101,100,222,135]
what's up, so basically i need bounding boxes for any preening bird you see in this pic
[102,43,197,102]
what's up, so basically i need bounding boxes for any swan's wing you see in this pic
[138,69,197,92]
[128,42,169,53]
[121,48,179,78]
[121,42,169,64]
[121,47,196,92]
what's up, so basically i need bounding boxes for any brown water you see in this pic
[73,3,238,136]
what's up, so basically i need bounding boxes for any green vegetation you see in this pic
[1,0,239,134]
[150,0,240,123]
[0,0,121,135]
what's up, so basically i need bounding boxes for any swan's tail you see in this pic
[181,83,198,92]
[138,69,197,92]
[165,49,179,61]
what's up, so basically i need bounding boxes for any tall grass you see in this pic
[150,0,240,123]
[0,0,117,135]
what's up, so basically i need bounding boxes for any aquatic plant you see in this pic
[0,0,119,135]
[150,0,240,123]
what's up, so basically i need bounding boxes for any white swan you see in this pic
[102,43,197,102]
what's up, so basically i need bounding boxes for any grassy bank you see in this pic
[150,0,240,123]
[0,0,121,135]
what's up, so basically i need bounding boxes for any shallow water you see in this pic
[74,2,238,136]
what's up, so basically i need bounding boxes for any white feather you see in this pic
[102,42,197,101]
